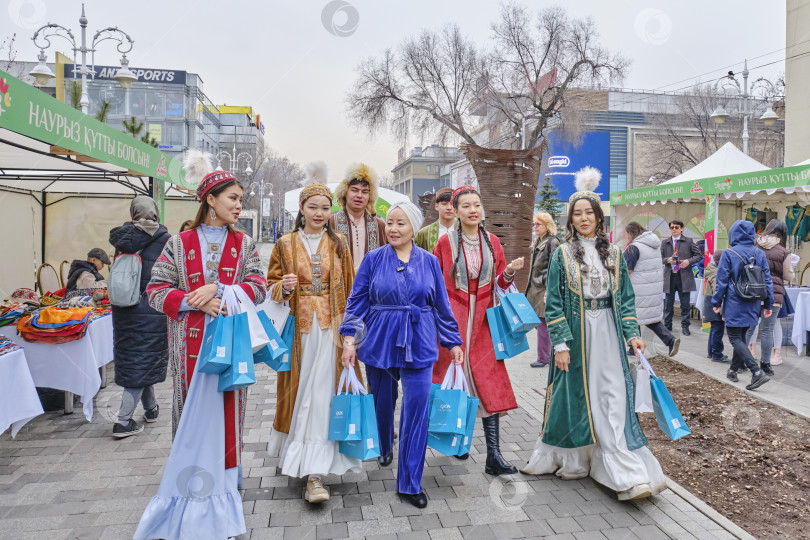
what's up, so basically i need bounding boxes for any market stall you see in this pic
[0,70,194,419]
[611,143,810,348]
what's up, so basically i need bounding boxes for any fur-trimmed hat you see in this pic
[569,167,602,205]
[335,163,379,216]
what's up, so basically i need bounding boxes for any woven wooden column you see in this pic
[461,142,547,291]
[418,193,438,224]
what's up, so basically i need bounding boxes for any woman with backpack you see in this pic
[712,220,773,390]
[525,211,560,367]
[109,196,171,438]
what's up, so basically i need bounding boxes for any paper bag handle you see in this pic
[636,351,657,378]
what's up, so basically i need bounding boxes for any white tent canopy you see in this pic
[284,183,410,214]
[659,142,769,185]
[796,157,810,166]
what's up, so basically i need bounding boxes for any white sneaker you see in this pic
[618,483,652,501]
[304,476,329,503]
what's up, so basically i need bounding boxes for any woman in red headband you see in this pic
[431,185,524,476]
[136,151,267,540]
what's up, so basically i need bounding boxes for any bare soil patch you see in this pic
[642,356,810,539]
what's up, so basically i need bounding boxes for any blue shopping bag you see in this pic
[456,395,479,456]
[650,375,691,440]
[329,369,362,441]
[500,293,541,334]
[339,394,381,460]
[218,312,257,392]
[197,315,234,374]
[253,311,291,372]
[427,430,463,457]
[428,365,468,435]
[637,353,690,441]
[486,305,530,360]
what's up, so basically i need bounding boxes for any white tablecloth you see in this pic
[0,348,43,437]
[791,291,810,354]
[785,286,808,308]
[0,315,113,421]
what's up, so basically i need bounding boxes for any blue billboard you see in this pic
[539,131,610,202]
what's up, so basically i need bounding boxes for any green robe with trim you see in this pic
[541,242,648,450]
[415,221,440,252]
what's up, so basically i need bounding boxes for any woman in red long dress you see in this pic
[432,185,525,475]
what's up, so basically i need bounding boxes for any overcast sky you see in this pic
[5,0,787,182]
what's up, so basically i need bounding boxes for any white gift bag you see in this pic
[632,353,654,413]
[229,286,271,353]
[256,298,291,334]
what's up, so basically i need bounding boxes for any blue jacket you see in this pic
[712,220,773,328]
[340,243,463,369]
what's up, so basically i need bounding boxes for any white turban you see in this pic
[387,201,423,235]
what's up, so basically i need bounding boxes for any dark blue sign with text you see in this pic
[539,131,610,202]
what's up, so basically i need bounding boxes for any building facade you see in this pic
[391,145,462,204]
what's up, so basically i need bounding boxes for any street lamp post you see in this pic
[248,180,272,241]
[29,3,136,114]
[709,59,781,156]
[216,147,254,179]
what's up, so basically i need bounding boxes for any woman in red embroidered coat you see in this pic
[432,186,525,476]
[146,168,266,471]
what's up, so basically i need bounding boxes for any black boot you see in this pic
[482,415,517,476]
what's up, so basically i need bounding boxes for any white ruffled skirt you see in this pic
[522,307,667,496]
[134,314,245,540]
[267,312,362,477]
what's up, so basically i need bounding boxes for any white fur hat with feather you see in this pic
[569,166,602,204]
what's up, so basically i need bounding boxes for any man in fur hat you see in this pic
[329,163,388,270]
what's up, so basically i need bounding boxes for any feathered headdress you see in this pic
[569,166,602,204]
[183,150,238,201]
[300,161,333,204]
[335,162,379,215]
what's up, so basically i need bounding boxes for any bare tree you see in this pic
[483,3,629,149]
[347,24,484,146]
[378,173,396,189]
[637,83,784,185]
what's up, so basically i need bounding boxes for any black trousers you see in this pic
[727,326,760,373]
[664,272,691,329]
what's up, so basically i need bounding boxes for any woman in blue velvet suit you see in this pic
[340,201,464,509]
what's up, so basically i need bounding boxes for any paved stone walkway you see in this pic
[0,323,755,540]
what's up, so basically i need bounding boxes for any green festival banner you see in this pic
[611,164,810,206]
[0,70,191,189]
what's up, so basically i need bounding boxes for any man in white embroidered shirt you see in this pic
[329,163,388,270]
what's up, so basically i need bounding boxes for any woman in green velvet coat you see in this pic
[521,168,667,501]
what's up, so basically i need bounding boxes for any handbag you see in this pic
[338,369,381,460]
[428,366,477,456]
[428,365,469,435]
[486,304,530,360]
[253,311,290,371]
[638,352,690,440]
[197,315,234,374]
[329,369,363,441]
[217,308,256,392]
[232,286,271,353]
[631,356,654,413]
[217,286,257,392]
[499,293,541,334]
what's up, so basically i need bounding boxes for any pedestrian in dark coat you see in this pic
[660,220,702,335]
[712,220,773,391]
[109,196,171,437]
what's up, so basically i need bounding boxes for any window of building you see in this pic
[166,90,185,117]
[164,122,185,145]
[146,90,165,116]
[128,89,145,116]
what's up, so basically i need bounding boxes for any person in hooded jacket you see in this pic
[712,220,773,391]
[623,222,680,357]
[748,219,794,374]
[109,196,171,437]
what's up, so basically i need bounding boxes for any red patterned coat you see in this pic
[432,231,518,414]
[147,228,266,469]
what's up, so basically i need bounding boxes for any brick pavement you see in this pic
[0,324,753,539]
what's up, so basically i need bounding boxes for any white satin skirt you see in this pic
[522,307,667,495]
